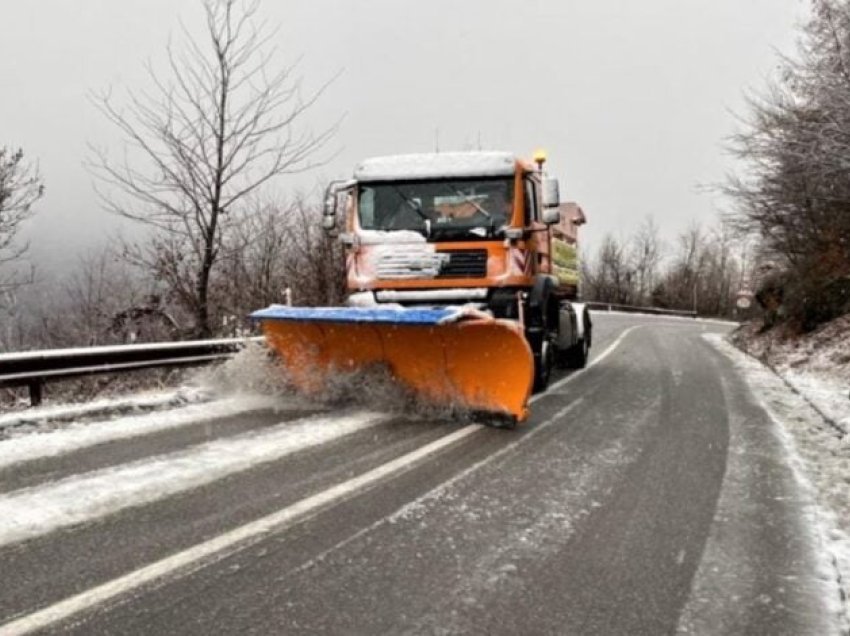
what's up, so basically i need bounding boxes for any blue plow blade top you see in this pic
[250,305,467,326]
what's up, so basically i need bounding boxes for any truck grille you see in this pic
[436,250,488,278]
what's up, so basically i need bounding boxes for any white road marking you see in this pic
[287,396,588,579]
[0,411,389,548]
[0,424,484,636]
[241,324,641,585]
[0,323,641,634]
[594,309,739,327]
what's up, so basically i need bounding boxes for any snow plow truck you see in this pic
[251,150,591,425]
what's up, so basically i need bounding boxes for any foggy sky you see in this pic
[0,0,805,274]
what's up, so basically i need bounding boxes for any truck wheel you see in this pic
[533,339,553,392]
[555,340,572,369]
[564,337,589,369]
[527,280,558,393]
[562,314,591,369]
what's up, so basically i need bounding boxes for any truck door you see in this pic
[523,175,551,274]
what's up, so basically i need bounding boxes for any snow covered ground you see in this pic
[707,333,850,629]
[0,388,211,438]
[732,315,850,434]
[0,341,289,438]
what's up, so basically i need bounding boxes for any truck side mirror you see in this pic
[322,182,339,234]
[322,180,356,235]
[541,177,560,208]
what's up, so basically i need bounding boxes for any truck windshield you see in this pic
[358,178,514,240]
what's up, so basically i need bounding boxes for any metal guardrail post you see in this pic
[583,301,700,319]
[29,379,43,407]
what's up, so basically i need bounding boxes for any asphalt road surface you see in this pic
[0,313,838,635]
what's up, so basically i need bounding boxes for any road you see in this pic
[0,313,839,635]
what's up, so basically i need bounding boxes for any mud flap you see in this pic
[251,305,534,422]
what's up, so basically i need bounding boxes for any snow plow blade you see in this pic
[250,305,534,422]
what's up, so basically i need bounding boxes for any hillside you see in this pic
[732,315,850,433]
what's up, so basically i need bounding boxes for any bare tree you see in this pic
[89,0,336,337]
[0,147,43,295]
[581,220,743,317]
[629,216,663,305]
[727,0,850,329]
[582,234,632,304]
[58,251,182,345]
[214,194,345,328]
[659,223,707,312]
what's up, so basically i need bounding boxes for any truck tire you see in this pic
[554,342,572,369]
[564,337,589,369]
[533,339,553,393]
[564,316,591,369]
[527,277,557,393]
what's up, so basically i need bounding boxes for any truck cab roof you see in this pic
[353,151,518,182]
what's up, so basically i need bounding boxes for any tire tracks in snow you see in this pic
[0,410,390,548]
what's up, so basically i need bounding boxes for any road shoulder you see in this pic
[677,334,848,635]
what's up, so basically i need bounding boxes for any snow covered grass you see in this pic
[732,315,850,434]
[0,366,193,414]
[0,341,294,442]
[0,410,391,547]
[707,333,850,624]
[0,387,211,437]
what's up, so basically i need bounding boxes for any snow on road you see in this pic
[0,410,390,548]
[0,389,207,433]
[0,394,296,470]
[706,334,850,631]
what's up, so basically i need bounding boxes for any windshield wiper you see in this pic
[390,185,431,237]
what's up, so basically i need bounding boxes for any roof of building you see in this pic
[558,202,587,226]
[553,202,587,243]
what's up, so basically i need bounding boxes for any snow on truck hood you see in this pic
[353,151,516,181]
[357,229,426,244]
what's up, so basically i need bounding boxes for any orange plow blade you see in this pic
[251,306,534,422]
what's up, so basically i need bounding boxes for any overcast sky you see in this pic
[1,0,806,274]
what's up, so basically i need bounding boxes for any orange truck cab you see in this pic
[322,150,592,392]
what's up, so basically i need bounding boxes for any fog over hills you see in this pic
[2,0,803,278]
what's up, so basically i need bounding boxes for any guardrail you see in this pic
[584,302,698,318]
[0,337,263,407]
